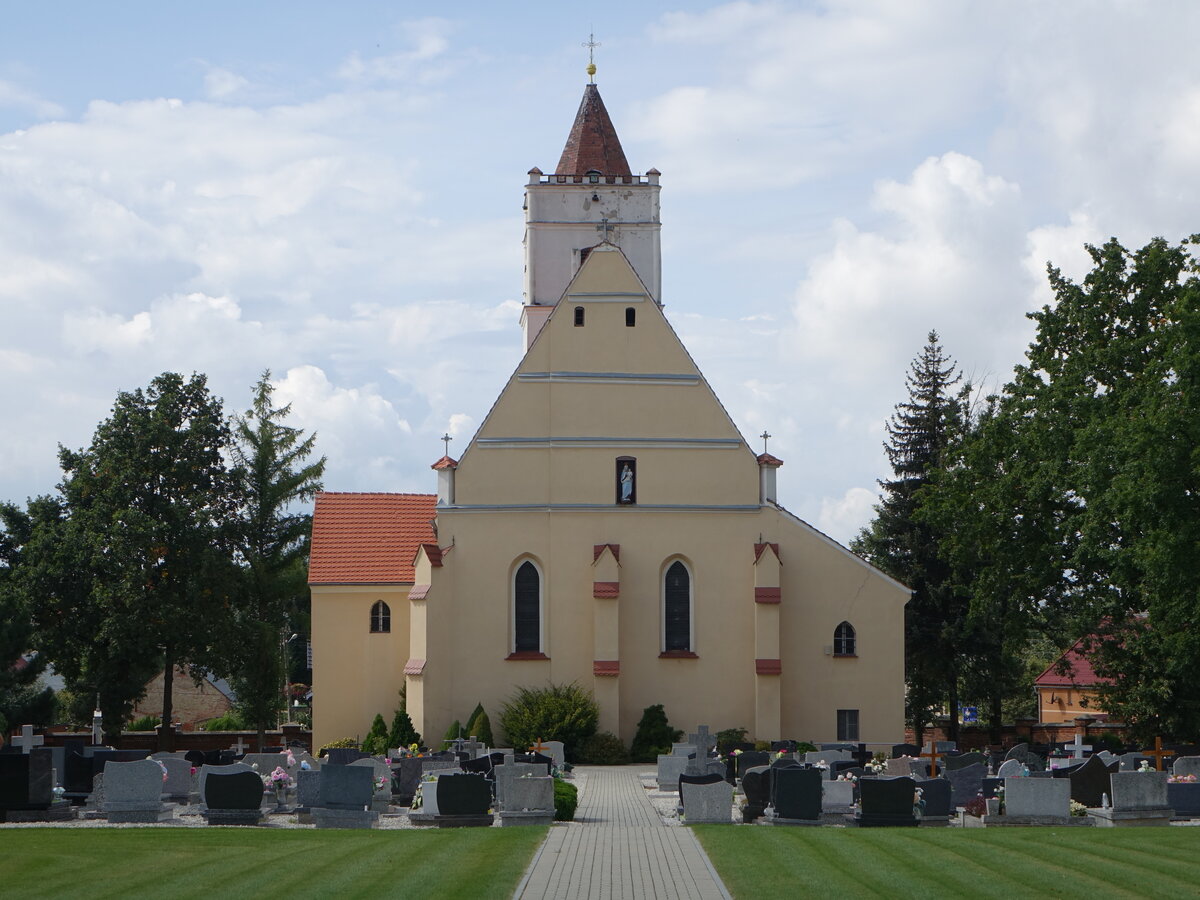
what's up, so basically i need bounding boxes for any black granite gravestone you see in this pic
[0,748,53,811]
[771,767,822,821]
[891,744,921,759]
[943,751,986,771]
[324,748,370,766]
[203,770,264,810]
[917,778,952,820]
[735,751,770,781]
[740,766,771,822]
[856,776,918,827]
[436,773,491,817]
[1058,755,1114,808]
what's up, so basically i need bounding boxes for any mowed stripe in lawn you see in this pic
[694,826,1200,899]
[0,827,547,899]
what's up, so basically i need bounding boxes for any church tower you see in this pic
[521,81,661,349]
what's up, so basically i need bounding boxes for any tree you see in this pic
[224,372,325,751]
[26,373,241,744]
[0,503,58,730]
[852,332,972,744]
[629,703,683,762]
[361,713,389,755]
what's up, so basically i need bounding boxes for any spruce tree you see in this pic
[852,332,970,744]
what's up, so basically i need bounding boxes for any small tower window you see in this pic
[616,456,636,505]
[574,306,585,327]
[370,600,391,634]
[625,307,636,327]
[587,170,601,184]
[834,621,856,656]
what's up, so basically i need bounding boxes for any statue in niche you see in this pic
[619,464,634,503]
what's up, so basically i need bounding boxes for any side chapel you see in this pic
[308,78,910,749]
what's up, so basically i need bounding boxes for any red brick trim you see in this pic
[753,542,781,563]
[658,650,699,660]
[408,584,430,601]
[505,651,550,661]
[593,581,620,599]
[754,587,781,604]
[403,658,426,676]
[755,658,782,676]
[593,543,621,562]
[593,660,620,677]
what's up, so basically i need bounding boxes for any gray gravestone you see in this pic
[542,741,566,769]
[885,757,914,777]
[1117,752,1148,771]
[680,778,732,824]
[495,758,548,809]
[945,762,987,809]
[1172,756,1200,779]
[804,750,851,779]
[1000,776,1071,823]
[943,751,986,772]
[1090,772,1171,827]
[159,757,195,803]
[313,764,377,829]
[996,759,1024,778]
[102,759,173,823]
[671,743,696,757]
[684,726,715,778]
[656,754,690,792]
[296,769,321,813]
[822,780,855,815]
[499,774,554,826]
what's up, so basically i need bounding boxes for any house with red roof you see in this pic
[1034,637,1111,724]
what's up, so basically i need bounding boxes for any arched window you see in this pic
[625,307,636,327]
[370,600,391,634]
[574,306,585,327]
[663,560,692,653]
[834,621,856,656]
[514,561,541,653]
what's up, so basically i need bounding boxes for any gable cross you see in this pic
[1143,736,1175,772]
[760,431,772,453]
[13,725,44,755]
[441,433,453,456]
[596,218,615,242]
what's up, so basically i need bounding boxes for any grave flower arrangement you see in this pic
[155,760,169,783]
[835,773,858,783]
[1069,799,1088,816]
[1138,760,1152,772]
[374,774,390,793]
[867,758,887,776]
[262,766,294,791]
[410,774,437,811]
[1169,773,1197,783]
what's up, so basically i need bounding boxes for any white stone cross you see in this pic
[1066,733,1092,759]
[13,725,44,754]
[229,736,249,755]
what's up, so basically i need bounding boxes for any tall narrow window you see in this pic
[574,306,585,327]
[370,600,391,634]
[616,457,636,504]
[664,561,691,652]
[625,307,636,327]
[514,561,541,653]
[834,621,856,656]
[837,709,860,741]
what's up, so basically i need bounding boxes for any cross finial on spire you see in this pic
[441,433,453,455]
[582,31,600,82]
[760,431,772,453]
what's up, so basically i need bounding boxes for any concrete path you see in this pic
[514,766,732,900]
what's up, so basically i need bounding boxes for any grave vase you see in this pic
[274,785,288,811]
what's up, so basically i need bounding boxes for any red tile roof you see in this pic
[755,658,782,676]
[593,581,620,599]
[593,660,620,677]
[754,542,781,563]
[756,453,784,468]
[593,543,621,563]
[308,492,437,584]
[556,84,632,177]
[404,659,426,676]
[1034,636,1109,687]
[430,455,458,470]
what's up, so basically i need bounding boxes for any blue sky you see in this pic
[3,1,1199,543]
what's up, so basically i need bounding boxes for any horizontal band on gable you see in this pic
[516,372,698,385]
[475,436,739,449]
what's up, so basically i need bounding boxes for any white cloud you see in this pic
[203,68,249,100]
[0,79,65,119]
[817,486,877,545]
[337,18,455,85]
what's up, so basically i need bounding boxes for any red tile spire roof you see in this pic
[556,84,632,177]
[308,492,437,584]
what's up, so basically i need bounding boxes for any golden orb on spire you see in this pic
[587,61,597,79]
[582,32,600,83]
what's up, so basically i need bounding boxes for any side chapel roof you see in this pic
[555,84,632,176]
[308,492,437,585]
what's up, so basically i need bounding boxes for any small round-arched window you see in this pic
[834,621,856,656]
[370,600,391,634]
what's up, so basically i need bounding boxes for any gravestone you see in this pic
[313,763,377,829]
[102,759,173,823]
[771,740,798,752]
[160,757,195,804]
[1117,752,1148,771]
[818,743,857,752]
[943,751,986,772]
[885,757,914,777]
[740,766,771,822]
[1172,756,1200,779]
[656,754,690,792]
[764,767,822,825]
[1090,772,1172,827]
[394,758,425,806]
[735,751,770,781]
[430,773,493,827]
[981,777,1004,799]
[1004,743,1044,771]
[945,762,986,809]
[684,726,717,778]
[242,753,290,779]
[1056,755,1114,808]
[804,750,850,779]
[1167,780,1200,818]
[996,759,1024,778]
[324,747,370,766]
[855,776,919,827]
[201,768,265,826]
[670,743,697,757]
[822,780,855,820]
[495,756,549,810]
[499,773,554,826]
[80,772,106,820]
[917,778,952,825]
[0,748,72,822]
[295,768,321,823]
[891,744,921,759]
[680,776,732,825]
[993,776,1075,826]
[349,757,392,812]
[542,740,566,769]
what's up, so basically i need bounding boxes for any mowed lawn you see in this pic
[0,826,546,899]
[695,825,1200,899]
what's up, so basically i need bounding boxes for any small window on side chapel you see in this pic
[574,306,585,327]
[625,307,636,327]
[616,456,636,504]
[837,709,859,741]
[370,600,391,634]
[834,621,856,656]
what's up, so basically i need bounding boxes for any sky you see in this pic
[2,1,1199,545]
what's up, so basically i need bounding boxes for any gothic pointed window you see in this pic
[834,621,856,656]
[514,561,541,653]
[663,560,692,653]
[370,600,391,634]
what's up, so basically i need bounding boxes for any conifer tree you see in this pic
[852,332,971,744]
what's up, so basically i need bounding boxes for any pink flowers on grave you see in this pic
[262,766,293,790]
[286,750,297,768]
[155,760,168,783]
[190,766,197,776]
[1168,774,1197,783]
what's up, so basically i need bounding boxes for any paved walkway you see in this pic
[514,766,732,900]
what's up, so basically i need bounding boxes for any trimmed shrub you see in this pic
[630,704,683,763]
[442,719,463,749]
[466,708,495,748]
[318,737,358,755]
[362,713,389,755]
[754,740,771,752]
[127,715,161,732]
[499,682,599,761]
[794,741,818,754]
[388,708,421,750]
[577,731,631,765]
[554,779,578,821]
[202,711,248,731]
[715,727,747,753]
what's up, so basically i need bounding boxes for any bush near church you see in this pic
[554,779,578,821]
[630,704,683,763]
[499,682,599,762]
[577,731,631,765]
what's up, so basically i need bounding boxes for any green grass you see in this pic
[694,826,1200,899]
[0,827,547,899]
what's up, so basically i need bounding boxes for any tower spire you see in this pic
[556,82,631,177]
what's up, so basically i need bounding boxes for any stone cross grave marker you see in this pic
[850,744,874,767]
[1066,733,1091,759]
[531,738,550,757]
[229,737,249,755]
[1144,736,1175,772]
[13,725,44,755]
[685,726,714,777]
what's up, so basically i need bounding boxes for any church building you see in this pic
[308,79,910,750]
